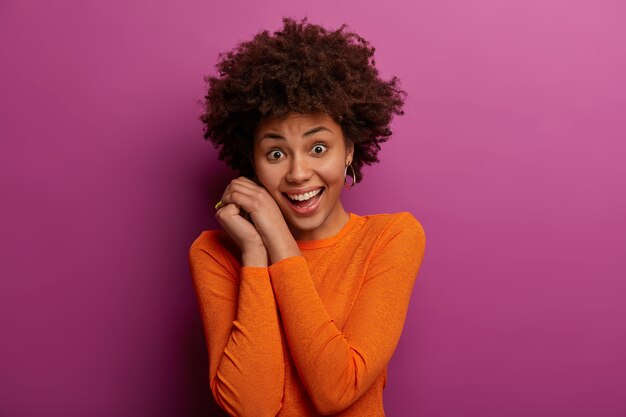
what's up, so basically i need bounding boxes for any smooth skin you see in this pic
[215,112,354,267]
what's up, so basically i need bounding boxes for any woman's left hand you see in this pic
[220,176,301,263]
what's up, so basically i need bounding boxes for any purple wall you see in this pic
[1,1,625,416]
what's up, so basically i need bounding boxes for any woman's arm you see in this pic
[268,213,426,415]
[189,236,284,417]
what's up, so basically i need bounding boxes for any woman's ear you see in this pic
[346,141,355,166]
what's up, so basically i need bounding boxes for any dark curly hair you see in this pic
[200,17,406,183]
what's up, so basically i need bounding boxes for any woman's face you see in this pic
[252,112,354,241]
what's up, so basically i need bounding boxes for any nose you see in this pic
[286,154,312,183]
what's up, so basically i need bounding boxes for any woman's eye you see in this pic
[268,150,284,160]
[312,144,328,155]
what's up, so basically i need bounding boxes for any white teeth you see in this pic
[287,188,322,201]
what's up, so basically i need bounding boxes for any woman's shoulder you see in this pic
[354,211,426,258]
[190,228,224,250]
[188,228,242,268]
[357,211,425,238]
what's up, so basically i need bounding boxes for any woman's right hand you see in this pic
[215,202,268,267]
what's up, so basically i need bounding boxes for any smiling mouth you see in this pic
[282,187,325,209]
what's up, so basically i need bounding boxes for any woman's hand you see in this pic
[214,197,268,267]
[220,176,301,263]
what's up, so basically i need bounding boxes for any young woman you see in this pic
[189,17,426,417]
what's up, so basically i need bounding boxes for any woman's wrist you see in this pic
[267,236,301,264]
[242,244,269,267]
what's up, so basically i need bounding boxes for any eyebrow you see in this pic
[259,126,332,141]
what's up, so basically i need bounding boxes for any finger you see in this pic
[215,202,240,218]
[221,181,256,202]
[224,190,258,214]
[221,183,264,209]
[236,176,261,187]
[214,203,260,244]
[243,177,266,189]
[231,177,263,193]
[215,203,254,228]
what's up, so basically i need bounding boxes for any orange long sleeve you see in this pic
[189,211,426,417]
[189,233,284,417]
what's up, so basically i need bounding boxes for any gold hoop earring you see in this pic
[344,163,357,189]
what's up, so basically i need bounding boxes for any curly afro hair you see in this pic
[200,17,406,183]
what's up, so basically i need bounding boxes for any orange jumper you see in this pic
[189,212,426,417]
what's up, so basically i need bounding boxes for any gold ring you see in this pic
[214,200,223,210]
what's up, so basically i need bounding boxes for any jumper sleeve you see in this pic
[268,214,425,415]
[189,235,284,417]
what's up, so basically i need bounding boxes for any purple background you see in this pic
[1,1,625,416]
